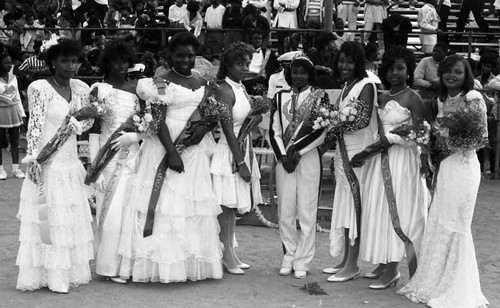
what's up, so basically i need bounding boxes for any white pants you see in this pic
[339,3,359,42]
[276,150,321,271]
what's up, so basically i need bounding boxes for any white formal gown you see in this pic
[117,79,223,283]
[360,99,429,264]
[16,79,93,292]
[398,90,489,308]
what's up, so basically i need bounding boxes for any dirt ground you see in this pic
[0,150,499,308]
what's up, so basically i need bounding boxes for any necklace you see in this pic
[388,86,409,97]
[52,77,70,90]
[172,68,193,79]
[446,92,462,105]
[343,78,358,91]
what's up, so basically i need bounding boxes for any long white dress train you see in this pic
[398,90,489,308]
[16,79,94,292]
[117,79,223,283]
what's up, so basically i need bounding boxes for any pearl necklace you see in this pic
[172,68,193,79]
[52,77,70,90]
[446,92,462,105]
[388,86,409,97]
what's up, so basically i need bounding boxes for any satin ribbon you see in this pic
[97,149,130,238]
[338,136,362,237]
[143,153,169,238]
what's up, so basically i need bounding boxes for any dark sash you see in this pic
[338,137,362,238]
[377,114,418,277]
[143,153,169,237]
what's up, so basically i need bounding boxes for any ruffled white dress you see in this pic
[360,100,429,264]
[211,77,263,213]
[329,77,378,258]
[398,91,489,308]
[117,79,223,283]
[91,83,141,277]
[16,79,94,292]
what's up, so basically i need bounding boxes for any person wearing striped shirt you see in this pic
[18,40,48,78]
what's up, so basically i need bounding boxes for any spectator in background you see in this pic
[332,17,347,50]
[204,0,225,55]
[242,4,270,47]
[417,0,440,55]
[476,52,498,89]
[18,39,48,80]
[413,42,447,100]
[242,30,273,94]
[337,0,359,42]
[32,0,59,21]
[309,31,341,89]
[436,0,450,44]
[154,48,170,78]
[381,12,412,51]
[363,0,387,54]
[169,0,187,27]
[222,0,244,48]
[455,0,493,43]
[273,0,299,54]
[298,0,324,52]
[81,11,104,47]
[0,13,14,45]
[183,0,203,37]
[243,0,271,21]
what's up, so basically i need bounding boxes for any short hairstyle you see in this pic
[285,57,315,87]
[479,52,498,67]
[333,41,367,80]
[378,46,416,89]
[168,31,200,54]
[45,39,83,74]
[433,42,448,52]
[437,54,475,101]
[0,52,10,65]
[186,0,200,12]
[217,42,253,80]
[315,31,336,51]
[364,43,378,62]
[98,39,136,78]
[249,29,263,40]
[243,3,258,16]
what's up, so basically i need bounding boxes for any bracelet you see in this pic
[237,161,245,166]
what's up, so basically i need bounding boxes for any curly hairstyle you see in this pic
[437,54,475,101]
[315,31,336,51]
[98,39,136,78]
[284,57,315,87]
[333,41,367,81]
[168,31,200,54]
[378,46,416,89]
[45,39,83,75]
[217,41,253,80]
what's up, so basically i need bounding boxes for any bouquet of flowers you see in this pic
[36,92,110,164]
[350,121,431,169]
[85,100,154,184]
[326,96,372,138]
[236,94,272,143]
[175,79,231,152]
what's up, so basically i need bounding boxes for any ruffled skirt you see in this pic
[117,135,223,283]
[16,158,93,291]
[210,139,263,213]
[360,145,429,263]
[398,153,489,308]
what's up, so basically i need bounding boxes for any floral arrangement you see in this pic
[390,121,431,148]
[326,97,371,137]
[39,33,60,53]
[236,94,272,143]
[36,93,110,165]
[85,100,153,184]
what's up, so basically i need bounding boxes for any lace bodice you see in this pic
[90,83,139,145]
[25,79,92,161]
[223,77,251,138]
[378,100,412,133]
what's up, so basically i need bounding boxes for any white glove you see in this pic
[94,174,106,193]
[69,116,83,135]
[111,132,139,151]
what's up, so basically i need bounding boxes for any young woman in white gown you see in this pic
[16,39,94,294]
[116,32,223,283]
[324,42,379,282]
[87,39,144,283]
[358,47,429,289]
[398,55,489,307]
[211,42,263,275]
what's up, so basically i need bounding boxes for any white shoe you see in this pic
[238,262,250,269]
[12,169,25,179]
[294,270,307,279]
[0,169,6,180]
[279,267,293,276]
[322,267,342,274]
[110,276,128,284]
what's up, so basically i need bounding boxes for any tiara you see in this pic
[40,34,61,53]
